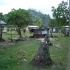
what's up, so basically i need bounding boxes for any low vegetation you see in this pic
[0,32,70,70]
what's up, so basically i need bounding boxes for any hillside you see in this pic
[28,9,51,26]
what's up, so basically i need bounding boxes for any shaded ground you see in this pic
[0,38,56,45]
[66,41,70,70]
[0,40,15,46]
[0,37,29,46]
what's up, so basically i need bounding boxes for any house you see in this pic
[26,25,39,32]
[33,29,47,38]
[0,20,6,25]
[62,26,69,34]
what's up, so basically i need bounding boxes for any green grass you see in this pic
[3,31,33,40]
[0,32,70,70]
[49,37,69,70]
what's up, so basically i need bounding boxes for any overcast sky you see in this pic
[0,0,68,18]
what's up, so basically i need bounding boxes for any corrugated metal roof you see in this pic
[0,20,6,25]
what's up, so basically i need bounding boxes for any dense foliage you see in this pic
[6,8,32,37]
[6,8,32,27]
[51,1,69,28]
[33,16,42,27]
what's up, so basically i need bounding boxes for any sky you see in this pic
[0,0,68,18]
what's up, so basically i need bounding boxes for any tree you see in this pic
[0,12,5,42]
[49,19,56,37]
[33,16,42,27]
[6,8,32,38]
[51,1,69,28]
[0,12,5,21]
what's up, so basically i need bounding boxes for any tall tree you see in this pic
[33,16,42,27]
[51,1,69,28]
[6,8,32,38]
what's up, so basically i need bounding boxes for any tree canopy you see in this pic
[51,1,69,28]
[6,8,32,27]
[49,19,56,27]
[6,8,33,38]
[33,16,42,27]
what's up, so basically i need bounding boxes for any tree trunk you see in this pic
[30,32,53,66]
[0,25,5,42]
[50,27,53,37]
[17,27,22,38]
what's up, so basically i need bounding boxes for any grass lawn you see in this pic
[0,32,70,70]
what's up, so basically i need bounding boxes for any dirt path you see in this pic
[66,41,70,70]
